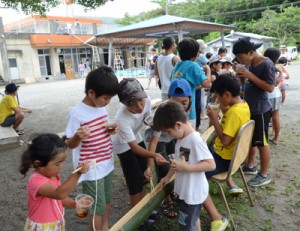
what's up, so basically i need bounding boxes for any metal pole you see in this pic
[221,31,225,47]
[0,17,11,82]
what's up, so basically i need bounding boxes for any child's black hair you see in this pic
[278,56,288,65]
[153,101,188,131]
[218,47,228,55]
[19,134,67,176]
[85,65,119,97]
[205,52,213,60]
[162,37,175,50]
[264,48,281,64]
[177,38,199,61]
[210,73,241,97]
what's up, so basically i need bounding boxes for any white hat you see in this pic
[197,39,207,52]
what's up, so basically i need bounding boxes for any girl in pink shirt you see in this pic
[20,134,90,231]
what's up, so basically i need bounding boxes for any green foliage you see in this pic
[1,0,110,16]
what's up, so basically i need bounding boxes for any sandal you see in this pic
[269,139,278,145]
[163,208,178,218]
[170,192,179,202]
[15,129,25,135]
[161,200,174,210]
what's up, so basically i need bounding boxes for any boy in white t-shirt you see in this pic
[65,66,119,231]
[113,78,168,228]
[153,101,215,231]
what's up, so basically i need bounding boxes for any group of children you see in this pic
[20,36,281,231]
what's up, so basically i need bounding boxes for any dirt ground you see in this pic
[0,64,299,231]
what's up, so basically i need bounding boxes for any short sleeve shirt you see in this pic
[244,58,276,114]
[0,94,18,124]
[174,132,213,205]
[27,171,63,223]
[170,60,207,120]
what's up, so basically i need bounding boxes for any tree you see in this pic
[1,0,111,16]
[254,7,300,45]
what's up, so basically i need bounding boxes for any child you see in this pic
[233,37,276,187]
[146,48,158,90]
[146,78,194,218]
[0,82,32,135]
[203,74,250,231]
[65,66,119,231]
[154,101,216,231]
[19,133,90,230]
[112,78,168,227]
[264,48,282,145]
[170,37,211,128]
[277,56,290,105]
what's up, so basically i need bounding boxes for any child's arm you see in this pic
[37,162,90,200]
[66,127,90,149]
[207,107,233,147]
[128,140,169,165]
[237,68,274,92]
[159,168,175,187]
[62,196,76,208]
[171,157,215,173]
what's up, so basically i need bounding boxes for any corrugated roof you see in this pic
[92,15,236,39]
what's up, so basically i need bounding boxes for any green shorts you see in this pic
[82,171,113,215]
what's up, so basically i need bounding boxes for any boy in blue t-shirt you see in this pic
[170,37,211,128]
[233,37,276,187]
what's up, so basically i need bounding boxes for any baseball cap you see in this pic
[5,83,19,94]
[168,78,192,97]
[232,37,263,55]
[118,78,147,106]
[197,39,207,52]
[208,54,221,65]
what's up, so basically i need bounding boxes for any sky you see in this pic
[0,0,163,25]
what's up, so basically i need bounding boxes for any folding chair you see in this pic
[210,120,255,230]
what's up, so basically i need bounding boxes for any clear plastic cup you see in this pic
[106,119,117,135]
[75,194,94,218]
[169,153,181,161]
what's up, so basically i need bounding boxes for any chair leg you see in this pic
[239,167,254,206]
[212,179,237,231]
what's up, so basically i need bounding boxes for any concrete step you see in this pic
[0,126,20,150]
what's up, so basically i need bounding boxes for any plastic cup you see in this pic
[106,119,117,135]
[75,194,94,219]
[168,153,181,161]
[208,102,220,111]
[235,64,245,70]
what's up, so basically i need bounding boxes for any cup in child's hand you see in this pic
[168,153,181,161]
[75,194,94,219]
[106,120,117,135]
[208,102,220,111]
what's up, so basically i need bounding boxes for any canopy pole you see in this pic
[221,31,225,47]
[178,28,183,41]
[108,37,113,67]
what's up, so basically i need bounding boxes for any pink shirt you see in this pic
[27,171,63,223]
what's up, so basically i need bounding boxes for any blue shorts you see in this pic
[205,151,231,179]
[1,114,16,127]
[149,69,156,78]
[178,199,202,231]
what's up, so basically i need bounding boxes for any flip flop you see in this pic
[269,139,278,145]
[163,208,178,218]
[15,129,25,135]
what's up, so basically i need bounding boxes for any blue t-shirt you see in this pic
[170,60,207,120]
[244,58,276,115]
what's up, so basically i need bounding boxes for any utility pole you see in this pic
[0,17,11,82]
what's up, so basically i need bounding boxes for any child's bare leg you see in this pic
[203,195,223,221]
[257,145,271,176]
[196,218,201,231]
[101,204,111,231]
[246,146,257,168]
[281,89,286,105]
[90,215,103,231]
[271,110,280,144]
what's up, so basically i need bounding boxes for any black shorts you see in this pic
[251,110,272,147]
[118,142,148,195]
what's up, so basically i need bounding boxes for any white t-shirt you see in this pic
[174,131,213,205]
[156,54,175,94]
[65,102,114,183]
[112,97,152,154]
